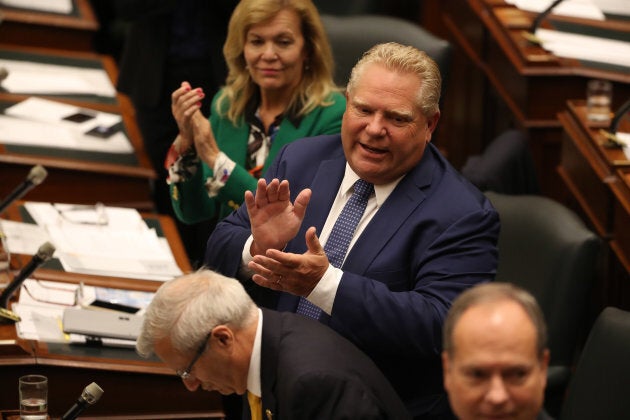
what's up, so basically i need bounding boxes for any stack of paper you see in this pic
[14,279,147,348]
[506,0,606,20]
[0,58,116,96]
[534,28,630,68]
[2,202,183,281]
[0,97,133,154]
[0,0,73,14]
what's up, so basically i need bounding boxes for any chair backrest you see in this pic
[321,14,452,93]
[560,307,630,420]
[462,129,540,195]
[485,192,600,370]
[313,0,382,15]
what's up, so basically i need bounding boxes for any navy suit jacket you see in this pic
[257,309,410,419]
[206,134,500,418]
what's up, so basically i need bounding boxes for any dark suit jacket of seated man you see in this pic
[204,42,500,418]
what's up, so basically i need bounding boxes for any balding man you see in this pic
[442,283,551,420]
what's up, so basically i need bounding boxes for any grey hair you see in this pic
[346,42,441,116]
[443,282,548,359]
[136,269,257,358]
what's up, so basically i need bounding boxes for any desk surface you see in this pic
[0,44,156,209]
[441,0,630,199]
[558,99,630,274]
[0,0,99,52]
[0,204,223,418]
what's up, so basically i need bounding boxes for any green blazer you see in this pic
[171,89,346,223]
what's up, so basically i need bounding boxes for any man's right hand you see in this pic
[245,178,311,256]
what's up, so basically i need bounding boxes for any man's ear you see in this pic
[211,325,234,348]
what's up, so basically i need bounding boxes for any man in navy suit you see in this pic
[205,42,500,418]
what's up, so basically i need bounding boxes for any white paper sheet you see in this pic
[0,0,72,14]
[506,0,606,20]
[0,220,51,255]
[0,59,116,97]
[616,132,630,160]
[0,97,133,153]
[535,28,630,68]
[593,0,630,16]
[13,302,67,342]
[0,115,134,153]
[21,202,183,280]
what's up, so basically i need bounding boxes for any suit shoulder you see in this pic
[282,133,343,156]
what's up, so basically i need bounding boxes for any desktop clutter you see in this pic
[0,165,180,419]
[0,164,180,348]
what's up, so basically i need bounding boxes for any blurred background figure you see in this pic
[114,0,238,267]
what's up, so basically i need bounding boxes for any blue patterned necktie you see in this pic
[296,179,374,319]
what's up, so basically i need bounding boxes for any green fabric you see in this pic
[171,89,346,224]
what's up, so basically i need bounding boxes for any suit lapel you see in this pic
[260,309,280,419]
[343,148,436,273]
[289,156,346,254]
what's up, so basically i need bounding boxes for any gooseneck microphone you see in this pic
[523,0,566,44]
[0,165,48,214]
[61,382,104,420]
[610,99,630,136]
[602,98,630,148]
[0,241,55,309]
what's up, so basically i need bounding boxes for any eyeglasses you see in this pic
[54,202,109,226]
[176,331,212,380]
[20,279,79,307]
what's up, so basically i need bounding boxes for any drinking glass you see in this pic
[19,375,48,420]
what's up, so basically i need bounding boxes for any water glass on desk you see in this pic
[587,79,613,123]
[19,375,48,420]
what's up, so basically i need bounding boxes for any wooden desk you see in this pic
[0,44,156,210]
[0,0,98,52]
[0,323,224,419]
[0,204,224,418]
[558,99,630,311]
[441,0,630,199]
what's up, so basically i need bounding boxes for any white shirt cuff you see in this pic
[306,264,341,315]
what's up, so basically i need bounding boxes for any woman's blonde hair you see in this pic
[217,0,338,124]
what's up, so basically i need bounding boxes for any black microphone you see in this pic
[61,382,104,420]
[602,98,630,148]
[0,241,55,309]
[0,165,48,214]
[523,0,566,44]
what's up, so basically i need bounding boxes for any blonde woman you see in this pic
[167,0,344,226]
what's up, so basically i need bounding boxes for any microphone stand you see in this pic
[601,98,630,149]
[522,0,565,44]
